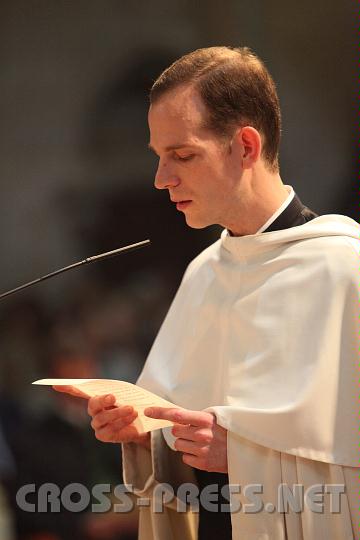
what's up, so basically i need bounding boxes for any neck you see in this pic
[225,170,289,237]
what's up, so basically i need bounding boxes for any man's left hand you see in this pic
[144,407,228,473]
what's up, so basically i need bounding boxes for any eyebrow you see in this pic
[148,143,194,154]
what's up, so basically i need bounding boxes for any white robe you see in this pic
[123,215,359,539]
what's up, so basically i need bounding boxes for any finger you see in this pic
[95,419,139,443]
[181,453,207,470]
[91,408,137,430]
[172,425,213,444]
[174,438,208,458]
[52,385,88,398]
[92,412,137,432]
[52,385,68,393]
[88,394,116,416]
[145,407,214,428]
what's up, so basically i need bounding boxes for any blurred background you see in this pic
[0,1,356,538]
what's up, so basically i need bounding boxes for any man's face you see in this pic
[148,84,243,229]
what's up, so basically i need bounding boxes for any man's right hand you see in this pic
[53,386,150,449]
[88,394,150,448]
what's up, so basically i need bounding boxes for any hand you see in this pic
[145,407,228,473]
[89,394,150,448]
[53,387,150,448]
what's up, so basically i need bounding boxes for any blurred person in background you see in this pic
[0,270,169,539]
[57,46,358,540]
[11,351,138,540]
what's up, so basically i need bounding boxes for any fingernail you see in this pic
[123,406,133,413]
[145,408,153,416]
[104,395,113,405]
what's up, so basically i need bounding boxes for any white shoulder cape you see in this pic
[137,215,359,468]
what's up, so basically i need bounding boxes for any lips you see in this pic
[174,200,192,211]
[170,198,191,203]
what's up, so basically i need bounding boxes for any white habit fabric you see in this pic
[123,214,359,539]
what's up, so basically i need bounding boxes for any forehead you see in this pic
[148,85,208,146]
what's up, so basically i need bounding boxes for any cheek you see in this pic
[201,159,224,183]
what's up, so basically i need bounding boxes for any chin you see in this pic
[184,214,212,229]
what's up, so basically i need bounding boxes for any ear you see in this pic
[234,126,262,169]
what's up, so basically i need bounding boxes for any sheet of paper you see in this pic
[33,378,181,433]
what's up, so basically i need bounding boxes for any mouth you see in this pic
[172,200,192,211]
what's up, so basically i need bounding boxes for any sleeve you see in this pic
[122,429,196,504]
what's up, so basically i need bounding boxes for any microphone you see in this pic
[0,239,151,300]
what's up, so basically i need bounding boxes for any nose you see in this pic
[154,158,180,190]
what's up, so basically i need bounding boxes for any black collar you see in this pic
[264,193,318,232]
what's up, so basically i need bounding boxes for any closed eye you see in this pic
[174,153,195,162]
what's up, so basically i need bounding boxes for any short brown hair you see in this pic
[150,46,281,172]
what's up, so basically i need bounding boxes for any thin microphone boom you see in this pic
[0,239,151,300]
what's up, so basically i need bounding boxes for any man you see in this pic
[57,47,358,539]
